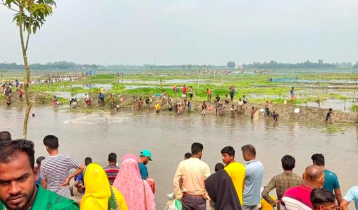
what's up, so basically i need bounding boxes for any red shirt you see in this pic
[183,86,187,94]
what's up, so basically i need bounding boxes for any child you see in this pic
[272,111,279,121]
[214,163,224,173]
[155,103,160,113]
[230,104,236,118]
[251,107,256,120]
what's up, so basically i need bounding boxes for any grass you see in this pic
[321,125,345,134]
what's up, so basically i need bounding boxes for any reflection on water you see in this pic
[0,107,357,208]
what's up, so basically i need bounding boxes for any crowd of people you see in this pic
[0,130,357,210]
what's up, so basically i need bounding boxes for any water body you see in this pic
[299,99,355,112]
[1,107,357,208]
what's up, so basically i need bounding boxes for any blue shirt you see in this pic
[36,171,42,185]
[323,169,340,193]
[76,173,85,194]
[243,159,264,206]
[138,162,148,180]
[344,186,358,209]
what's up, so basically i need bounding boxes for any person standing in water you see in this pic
[189,86,194,100]
[202,101,207,116]
[251,107,256,120]
[265,101,270,118]
[154,102,160,113]
[272,111,279,122]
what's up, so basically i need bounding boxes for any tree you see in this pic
[227,61,236,68]
[1,0,56,138]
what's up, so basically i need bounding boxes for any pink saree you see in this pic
[113,154,156,210]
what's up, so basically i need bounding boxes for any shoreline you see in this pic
[2,92,357,124]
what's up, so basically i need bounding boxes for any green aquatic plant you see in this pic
[350,104,358,113]
[321,125,345,134]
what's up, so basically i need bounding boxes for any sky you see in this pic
[0,0,357,65]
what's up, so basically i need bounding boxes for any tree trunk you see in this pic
[19,2,32,139]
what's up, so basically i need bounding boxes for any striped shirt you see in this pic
[40,154,81,198]
[282,185,313,210]
[104,164,120,185]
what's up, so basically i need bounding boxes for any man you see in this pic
[138,150,152,180]
[325,109,333,124]
[0,131,11,141]
[0,139,79,210]
[282,165,324,210]
[104,153,120,185]
[74,157,92,194]
[311,188,339,210]
[341,186,358,210]
[98,92,105,106]
[222,146,245,206]
[242,144,264,210]
[183,84,187,95]
[261,155,303,209]
[206,88,212,102]
[5,87,12,105]
[40,135,84,198]
[35,156,45,185]
[311,153,342,204]
[173,142,211,210]
[230,86,235,102]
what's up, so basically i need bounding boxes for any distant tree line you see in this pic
[0,61,98,70]
[1,60,357,70]
[242,60,356,69]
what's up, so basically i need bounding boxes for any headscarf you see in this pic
[113,154,156,210]
[80,163,121,210]
[205,169,242,210]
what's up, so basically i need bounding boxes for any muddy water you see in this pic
[1,107,358,208]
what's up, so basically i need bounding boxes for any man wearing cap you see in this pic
[138,150,152,180]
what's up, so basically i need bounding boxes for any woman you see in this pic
[205,169,242,210]
[113,154,156,210]
[80,163,128,210]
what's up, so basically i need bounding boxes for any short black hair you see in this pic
[191,142,204,155]
[84,157,92,166]
[221,146,235,157]
[0,139,35,169]
[0,131,11,141]
[215,163,224,172]
[108,153,117,162]
[310,188,335,209]
[311,154,325,166]
[241,144,256,157]
[43,135,59,149]
[329,108,332,111]
[36,156,45,165]
[281,155,296,170]
[184,153,192,159]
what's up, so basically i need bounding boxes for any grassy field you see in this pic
[1,68,357,108]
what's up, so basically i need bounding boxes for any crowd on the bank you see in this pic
[0,131,357,210]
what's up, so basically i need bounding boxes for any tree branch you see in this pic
[0,3,19,12]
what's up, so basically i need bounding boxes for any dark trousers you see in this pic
[182,194,206,210]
